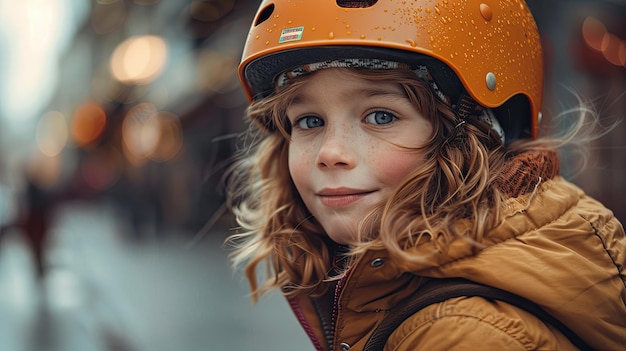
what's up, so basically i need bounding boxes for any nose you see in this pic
[316,125,356,169]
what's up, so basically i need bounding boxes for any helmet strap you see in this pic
[454,92,505,144]
[454,92,481,120]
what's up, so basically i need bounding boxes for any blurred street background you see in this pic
[0,0,624,350]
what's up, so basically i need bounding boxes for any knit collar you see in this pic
[496,149,560,198]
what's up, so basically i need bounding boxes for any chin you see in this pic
[316,211,370,245]
[324,227,357,245]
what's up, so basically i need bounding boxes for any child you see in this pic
[226,0,626,350]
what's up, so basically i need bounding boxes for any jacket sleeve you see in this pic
[384,297,576,351]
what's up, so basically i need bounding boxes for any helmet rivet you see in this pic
[486,72,497,90]
[479,4,493,21]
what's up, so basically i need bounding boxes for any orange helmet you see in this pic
[238,0,543,139]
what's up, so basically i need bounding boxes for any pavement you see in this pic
[0,201,312,351]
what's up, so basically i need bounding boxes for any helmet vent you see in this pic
[254,3,275,26]
[337,0,378,8]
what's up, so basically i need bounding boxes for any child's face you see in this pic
[286,69,433,244]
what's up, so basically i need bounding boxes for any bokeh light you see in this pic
[601,33,625,67]
[36,111,68,157]
[148,112,183,162]
[71,102,107,147]
[121,103,184,164]
[582,16,607,51]
[582,16,626,67]
[122,103,160,165]
[110,35,168,85]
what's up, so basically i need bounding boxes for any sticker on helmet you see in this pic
[279,27,304,43]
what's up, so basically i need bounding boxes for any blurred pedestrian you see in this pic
[226,0,625,350]
[18,170,54,282]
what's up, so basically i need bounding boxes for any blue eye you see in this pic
[365,111,397,125]
[296,116,324,129]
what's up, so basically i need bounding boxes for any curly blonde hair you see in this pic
[225,67,596,302]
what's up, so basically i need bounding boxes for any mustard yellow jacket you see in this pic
[288,177,626,350]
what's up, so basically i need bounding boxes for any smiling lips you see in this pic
[317,188,374,207]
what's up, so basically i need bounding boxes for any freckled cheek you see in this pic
[372,151,424,185]
[288,144,313,189]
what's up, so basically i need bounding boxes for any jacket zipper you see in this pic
[288,297,324,351]
[289,248,352,351]
[328,250,351,350]
[329,276,346,350]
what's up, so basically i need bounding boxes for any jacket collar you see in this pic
[496,149,560,197]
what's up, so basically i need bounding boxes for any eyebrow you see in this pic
[357,87,407,100]
[290,86,407,106]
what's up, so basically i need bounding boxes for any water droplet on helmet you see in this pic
[479,4,493,21]
[406,39,417,47]
[328,32,335,39]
